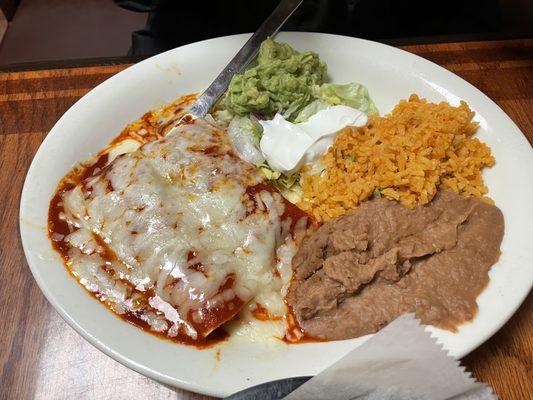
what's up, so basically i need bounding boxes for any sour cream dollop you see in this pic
[259,105,368,175]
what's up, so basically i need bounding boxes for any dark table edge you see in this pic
[0,32,531,73]
[0,55,148,73]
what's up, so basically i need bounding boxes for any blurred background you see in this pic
[0,0,531,68]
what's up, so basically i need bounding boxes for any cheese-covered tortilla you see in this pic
[50,117,307,343]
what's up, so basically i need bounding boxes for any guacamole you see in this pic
[226,38,327,119]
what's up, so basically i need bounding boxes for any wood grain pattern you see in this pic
[0,39,531,400]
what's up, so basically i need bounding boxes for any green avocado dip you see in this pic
[226,38,327,119]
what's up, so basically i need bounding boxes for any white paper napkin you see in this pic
[284,314,496,400]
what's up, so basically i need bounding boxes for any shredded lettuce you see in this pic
[275,172,299,189]
[228,115,263,143]
[293,99,331,123]
[291,83,378,123]
[257,162,303,203]
[313,82,378,115]
[257,163,281,180]
[265,170,302,203]
[271,179,303,204]
[227,116,264,165]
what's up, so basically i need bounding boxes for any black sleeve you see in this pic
[113,0,158,12]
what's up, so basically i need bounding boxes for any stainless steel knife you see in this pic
[187,0,304,119]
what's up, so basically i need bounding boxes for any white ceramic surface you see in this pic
[20,32,533,397]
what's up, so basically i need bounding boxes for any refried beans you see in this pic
[288,190,504,340]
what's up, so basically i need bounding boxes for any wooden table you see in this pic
[1,39,532,400]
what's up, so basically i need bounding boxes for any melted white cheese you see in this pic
[61,118,305,340]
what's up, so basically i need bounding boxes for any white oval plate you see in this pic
[20,33,533,397]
